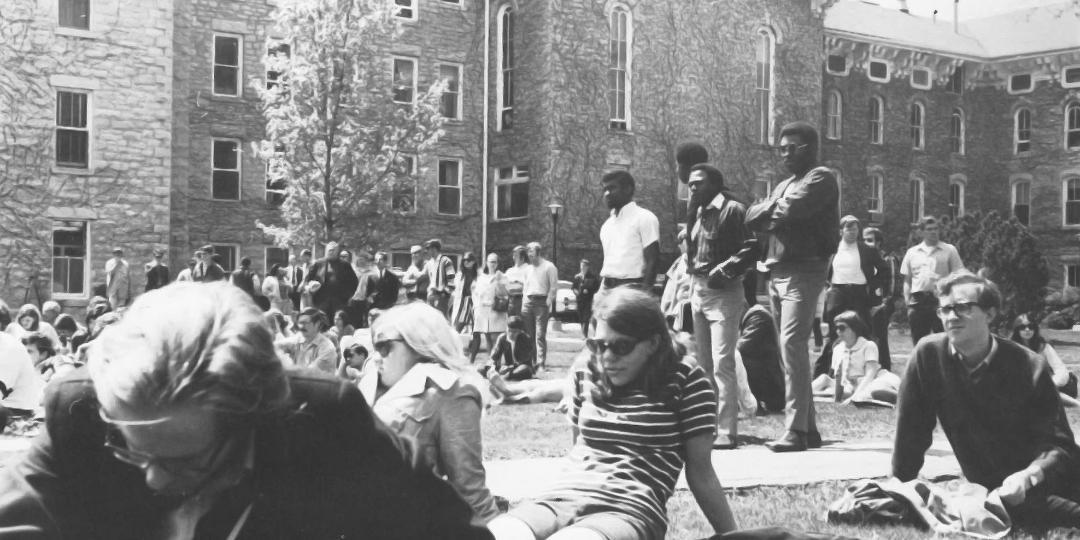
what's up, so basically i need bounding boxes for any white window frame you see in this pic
[1064,176,1080,228]
[948,175,966,220]
[393,0,418,21]
[436,157,462,216]
[910,177,925,225]
[212,33,243,97]
[867,59,890,83]
[54,88,92,170]
[1067,264,1080,288]
[868,96,884,144]
[51,219,90,299]
[755,27,776,145]
[496,4,514,131]
[494,165,530,221]
[1015,108,1032,154]
[436,63,463,120]
[212,137,243,201]
[868,171,884,215]
[1061,65,1080,89]
[950,108,965,155]
[1008,73,1034,94]
[826,90,842,140]
[392,154,418,214]
[1066,102,1080,150]
[1011,176,1031,226]
[391,56,417,107]
[58,0,90,30]
[910,67,932,90]
[210,244,240,273]
[825,54,849,76]
[607,4,632,131]
[910,102,925,150]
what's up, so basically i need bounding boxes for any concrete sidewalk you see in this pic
[484,439,961,501]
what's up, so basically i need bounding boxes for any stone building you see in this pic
[821,1,1080,288]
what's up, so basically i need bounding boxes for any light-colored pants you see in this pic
[769,260,828,434]
[521,298,550,368]
[690,276,746,438]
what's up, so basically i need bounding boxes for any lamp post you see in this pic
[547,202,563,270]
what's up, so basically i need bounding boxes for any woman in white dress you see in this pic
[468,253,509,364]
[261,264,293,316]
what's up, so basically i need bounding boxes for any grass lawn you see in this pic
[483,326,1080,539]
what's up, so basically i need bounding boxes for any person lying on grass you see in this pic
[811,310,899,406]
[487,287,737,540]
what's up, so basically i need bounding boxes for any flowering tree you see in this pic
[256,0,445,249]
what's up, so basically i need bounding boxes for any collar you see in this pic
[703,191,727,210]
[300,332,328,346]
[360,362,459,403]
[609,200,639,217]
[916,242,942,253]
[950,335,999,372]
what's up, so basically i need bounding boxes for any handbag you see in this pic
[492,295,510,312]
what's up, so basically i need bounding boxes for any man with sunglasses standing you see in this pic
[0,282,492,539]
[746,121,839,453]
[893,271,1080,529]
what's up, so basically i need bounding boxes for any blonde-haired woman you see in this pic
[361,301,499,525]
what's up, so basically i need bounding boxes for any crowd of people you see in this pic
[0,120,1078,537]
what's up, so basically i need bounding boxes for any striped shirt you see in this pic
[540,357,716,533]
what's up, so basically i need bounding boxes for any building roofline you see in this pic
[826,30,1080,64]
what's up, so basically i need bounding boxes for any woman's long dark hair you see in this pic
[589,287,680,406]
[1010,314,1045,353]
[832,310,870,340]
[460,252,479,292]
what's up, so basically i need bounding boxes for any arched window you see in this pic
[1012,179,1030,226]
[910,102,924,150]
[496,5,514,131]
[754,28,775,145]
[948,177,965,220]
[910,178,924,223]
[869,96,883,144]
[950,108,965,154]
[1015,109,1032,154]
[608,5,631,131]
[826,91,842,140]
[1067,103,1080,149]
[1065,177,1080,226]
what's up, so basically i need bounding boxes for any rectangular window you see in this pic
[55,90,89,168]
[497,7,514,130]
[826,91,842,140]
[52,220,88,296]
[910,68,931,90]
[392,57,416,106]
[1062,66,1080,88]
[868,173,883,213]
[438,63,462,120]
[949,182,964,220]
[868,60,889,83]
[265,247,289,271]
[1066,178,1080,226]
[392,154,417,213]
[212,139,241,201]
[1016,110,1032,154]
[1068,104,1080,149]
[1013,181,1030,226]
[948,65,964,94]
[213,35,242,97]
[437,158,461,215]
[950,110,965,155]
[608,8,630,130]
[755,30,773,145]
[910,180,924,224]
[265,143,287,206]
[495,166,529,220]
[826,55,847,75]
[1009,74,1033,94]
[58,0,89,29]
[210,245,238,272]
[910,104,924,150]
[869,97,883,144]
[1068,265,1080,288]
[394,0,417,20]
[265,40,291,90]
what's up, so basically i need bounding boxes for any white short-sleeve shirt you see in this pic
[0,333,44,411]
[599,201,660,279]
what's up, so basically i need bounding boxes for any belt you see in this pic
[527,294,548,300]
[831,283,866,289]
[602,277,640,288]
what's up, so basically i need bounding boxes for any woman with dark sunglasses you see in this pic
[488,287,737,540]
[1011,314,1078,403]
[811,310,899,406]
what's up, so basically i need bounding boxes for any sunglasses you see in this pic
[585,337,641,356]
[103,424,231,477]
[775,143,808,156]
[1016,324,1036,331]
[936,301,980,318]
[373,338,403,357]
[835,324,850,331]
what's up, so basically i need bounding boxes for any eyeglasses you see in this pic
[775,143,808,156]
[1016,324,1036,331]
[936,302,980,317]
[103,424,231,477]
[373,338,403,357]
[585,337,641,356]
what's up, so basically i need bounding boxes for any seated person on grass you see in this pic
[1011,314,1080,407]
[893,270,1080,529]
[486,349,589,407]
[23,332,78,383]
[489,315,535,381]
[0,331,44,429]
[811,310,899,406]
[488,287,737,540]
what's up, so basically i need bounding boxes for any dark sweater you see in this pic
[892,334,1080,490]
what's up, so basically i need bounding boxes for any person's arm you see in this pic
[684,433,738,534]
[948,245,965,274]
[315,340,338,373]
[769,168,839,228]
[713,205,760,282]
[640,210,661,289]
[848,343,881,403]
[892,349,936,481]
[437,389,500,525]
[1042,344,1071,388]
[546,264,558,308]
[900,252,913,305]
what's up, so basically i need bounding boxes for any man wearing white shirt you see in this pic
[596,170,660,310]
[521,242,558,371]
[900,217,964,345]
[0,331,43,425]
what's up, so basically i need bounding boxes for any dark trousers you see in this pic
[508,294,523,319]
[908,292,943,346]
[870,299,896,371]
[346,299,370,329]
[813,284,872,378]
[577,299,593,338]
[1008,479,1080,530]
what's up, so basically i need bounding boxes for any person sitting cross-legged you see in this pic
[488,315,535,381]
[893,270,1080,529]
[811,311,899,406]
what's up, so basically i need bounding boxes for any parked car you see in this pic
[553,280,578,323]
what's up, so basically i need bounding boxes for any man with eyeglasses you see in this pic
[900,216,964,345]
[746,121,839,453]
[893,271,1080,529]
[0,282,492,539]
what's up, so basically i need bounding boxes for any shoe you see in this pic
[766,431,807,453]
[807,430,822,449]
[713,434,738,450]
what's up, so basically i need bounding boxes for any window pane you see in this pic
[827,55,845,73]
[1010,74,1032,92]
[438,160,459,186]
[214,36,239,66]
[912,69,928,86]
[213,140,238,169]
[213,171,240,200]
[59,0,89,29]
[869,62,886,79]
[52,221,87,294]
[214,66,238,95]
[438,187,460,214]
[1067,68,1080,85]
